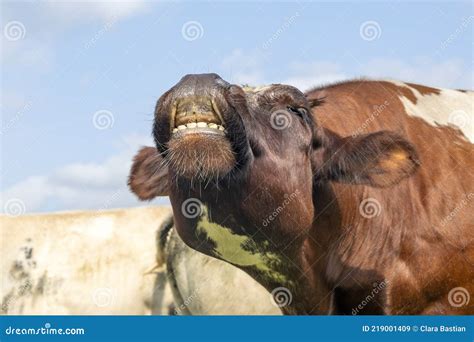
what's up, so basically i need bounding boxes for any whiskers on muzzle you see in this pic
[163,134,236,184]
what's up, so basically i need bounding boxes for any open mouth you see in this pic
[163,95,236,180]
[153,74,251,182]
[170,98,226,136]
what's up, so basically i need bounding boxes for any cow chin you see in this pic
[166,132,236,181]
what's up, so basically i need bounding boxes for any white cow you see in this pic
[1,207,280,315]
[1,206,173,315]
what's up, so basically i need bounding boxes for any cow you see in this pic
[0,207,174,315]
[156,214,281,315]
[1,207,278,315]
[129,73,473,315]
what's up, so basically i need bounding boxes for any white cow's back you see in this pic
[0,207,173,315]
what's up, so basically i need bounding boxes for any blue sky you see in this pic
[1,1,472,214]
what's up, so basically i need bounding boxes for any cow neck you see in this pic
[196,202,332,314]
[310,181,401,289]
[172,182,331,315]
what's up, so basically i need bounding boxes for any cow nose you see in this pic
[179,73,229,89]
[176,73,229,97]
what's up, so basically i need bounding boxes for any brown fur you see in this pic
[405,82,441,97]
[128,147,168,200]
[308,80,473,314]
[166,133,235,181]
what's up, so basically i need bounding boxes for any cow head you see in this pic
[129,73,419,300]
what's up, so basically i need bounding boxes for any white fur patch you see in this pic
[390,80,473,142]
[242,85,273,93]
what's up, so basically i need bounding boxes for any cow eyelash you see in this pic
[287,106,307,118]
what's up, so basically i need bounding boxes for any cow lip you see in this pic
[164,98,236,180]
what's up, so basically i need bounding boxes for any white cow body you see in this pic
[1,207,173,315]
[389,80,473,142]
[1,207,279,315]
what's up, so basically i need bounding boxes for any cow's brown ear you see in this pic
[312,130,420,188]
[128,147,169,200]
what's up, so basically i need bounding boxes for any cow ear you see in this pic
[312,129,420,188]
[128,147,169,200]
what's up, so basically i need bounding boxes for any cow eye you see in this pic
[287,106,307,118]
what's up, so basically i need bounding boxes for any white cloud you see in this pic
[282,61,348,91]
[1,1,149,68]
[1,91,28,111]
[43,0,149,24]
[220,50,347,89]
[220,49,472,90]
[0,134,168,214]
[2,41,55,71]
[359,57,472,89]
[221,49,265,85]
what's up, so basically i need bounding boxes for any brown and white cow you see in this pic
[129,74,473,315]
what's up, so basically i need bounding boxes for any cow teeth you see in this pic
[173,122,226,133]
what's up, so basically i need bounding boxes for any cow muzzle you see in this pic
[170,96,226,137]
[158,73,238,181]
